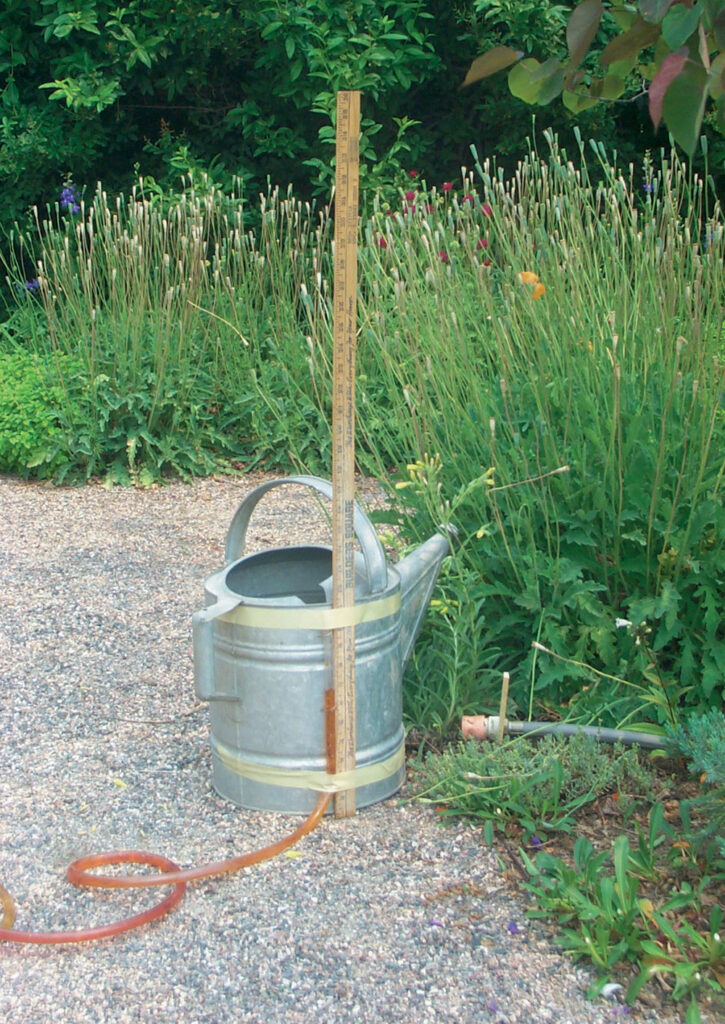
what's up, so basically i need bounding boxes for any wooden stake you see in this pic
[498,672,510,743]
[331,90,360,818]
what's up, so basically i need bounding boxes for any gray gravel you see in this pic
[0,474,696,1023]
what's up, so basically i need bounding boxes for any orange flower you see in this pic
[518,270,539,284]
[532,282,546,300]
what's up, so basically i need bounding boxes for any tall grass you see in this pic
[1,178,332,480]
[1,136,722,731]
[304,134,725,730]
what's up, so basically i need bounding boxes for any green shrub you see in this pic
[0,344,81,478]
[412,732,655,838]
[322,136,725,730]
[668,709,725,860]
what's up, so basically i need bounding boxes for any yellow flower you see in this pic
[532,282,546,300]
[518,270,539,285]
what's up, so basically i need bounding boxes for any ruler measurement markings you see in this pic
[331,89,360,818]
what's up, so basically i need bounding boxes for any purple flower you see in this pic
[530,834,543,850]
[642,182,654,195]
[507,920,519,935]
[60,185,80,214]
[15,279,40,295]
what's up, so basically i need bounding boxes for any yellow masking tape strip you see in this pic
[212,737,405,793]
[219,591,400,631]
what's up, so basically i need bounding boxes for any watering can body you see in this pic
[193,476,449,813]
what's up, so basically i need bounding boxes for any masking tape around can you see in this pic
[218,591,400,631]
[211,736,405,793]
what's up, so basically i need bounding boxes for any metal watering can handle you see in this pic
[224,475,388,594]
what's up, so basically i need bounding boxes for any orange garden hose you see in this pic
[3,672,339,946]
[0,792,331,945]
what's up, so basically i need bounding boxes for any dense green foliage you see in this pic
[464,0,725,158]
[412,722,725,1020]
[2,137,722,730]
[413,731,656,835]
[1,0,684,240]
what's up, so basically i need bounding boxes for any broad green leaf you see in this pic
[714,7,725,49]
[530,57,563,82]
[610,8,638,30]
[662,1,704,49]
[710,51,725,98]
[508,58,544,102]
[566,0,604,68]
[592,73,627,99]
[639,0,680,23]
[662,61,709,153]
[461,46,524,87]
[601,18,661,65]
[716,91,725,132]
[563,88,599,112]
[649,49,689,127]
[530,58,566,103]
[608,53,641,77]
[538,73,566,104]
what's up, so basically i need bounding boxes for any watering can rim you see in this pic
[224,475,389,594]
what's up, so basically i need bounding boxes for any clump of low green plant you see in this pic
[668,709,725,860]
[411,732,655,841]
[0,344,82,478]
[1,176,332,483]
[521,801,725,1024]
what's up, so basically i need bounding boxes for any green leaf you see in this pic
[461,46,524,88]
[707,50,725,97]
[662,2,704,49]
[662,61,709,153]
[563,88,599,112]
[639,0,680,23]
[591,73,627,99]
[685,994,701,1024]
[531,60,566,104]
[508,59,545,103]
[714,7,725,49]
[566,0,604,69]
[601,18,661,66]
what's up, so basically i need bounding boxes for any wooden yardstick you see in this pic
[331,90,360,818]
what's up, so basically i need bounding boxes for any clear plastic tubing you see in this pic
[0,792,331,945]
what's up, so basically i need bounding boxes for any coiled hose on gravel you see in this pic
[0,792,331,945]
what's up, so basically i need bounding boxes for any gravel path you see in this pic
[0,473,692,1024]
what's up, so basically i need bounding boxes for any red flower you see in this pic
[481,203,493,216]
[439,250,449,263]
[378,236,388,249]
[402,204,416,215]
[476,238,489,250]
[408,170,419,178]
[426,203,434,213]
[483,258,491,267]
[442,182,453,192]
[404,190,416,202]
[463,194,475,204]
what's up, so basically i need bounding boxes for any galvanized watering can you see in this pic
[193,475,449,813]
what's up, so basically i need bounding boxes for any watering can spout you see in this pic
[396,531,450,671]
